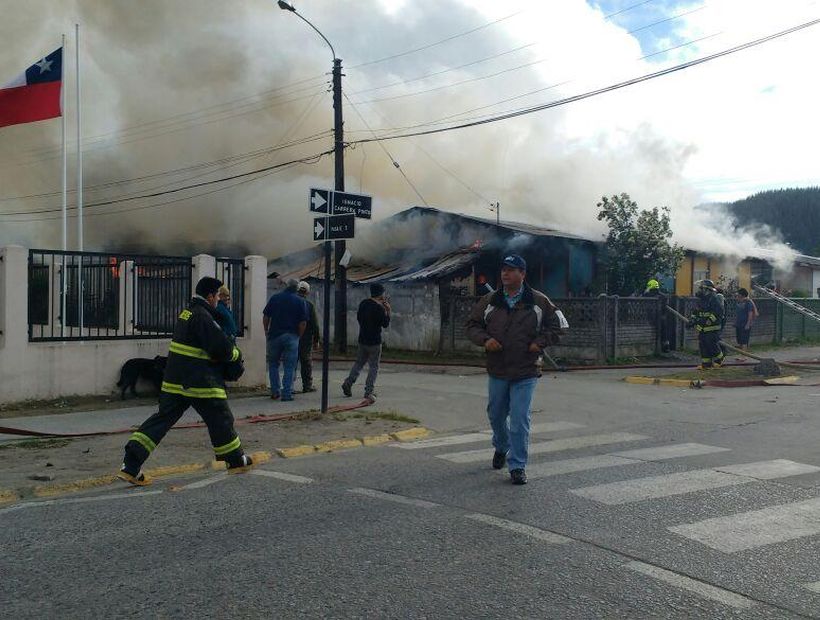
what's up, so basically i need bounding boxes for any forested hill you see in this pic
[724,187,820,255]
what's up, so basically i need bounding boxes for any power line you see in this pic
[603,0,658,20]
[343,93,430,207]
[628,4,707,34]
[349,10,526,69]
[0,149,334,218]
[348,16,820,145]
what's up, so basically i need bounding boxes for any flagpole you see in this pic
[75,23,84,332]
[61,34,67,330]
[60,35,67,252]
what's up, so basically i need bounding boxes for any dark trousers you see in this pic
[299,338,314,389]
[698,331,724,367]
[123,392,243,472]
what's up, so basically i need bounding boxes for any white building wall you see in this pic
[0,246,268,404]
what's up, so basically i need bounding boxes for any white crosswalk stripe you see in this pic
[395,421,585,450]
[436,432,649,464]
[528,443,731,480]
[572,460,818,505]
[465,513,572,544]
[669,497,820,553]
[625,561,756,610]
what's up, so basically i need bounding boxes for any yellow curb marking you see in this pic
[212,450,273,469]
[656,378,694,387]
[276,444,316,458]
[360,434,392,446]
[145,463,205,478]
[0,489,19,505]
[390,427,431,442]
[624,376,657,385]
[314,438,363,453]
[34,474,118,498]
[764,375,799,385]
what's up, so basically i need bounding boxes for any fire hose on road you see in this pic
[664,305,820,373]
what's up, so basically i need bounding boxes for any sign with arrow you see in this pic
[313,214,355,242]
[309,188,330,214]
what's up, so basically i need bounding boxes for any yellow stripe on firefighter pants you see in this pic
[130,432,157,453]
[214,436,241,456]
[169,341,212,360]
[161,382,227,399]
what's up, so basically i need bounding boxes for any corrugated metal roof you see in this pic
[388,250,478,282]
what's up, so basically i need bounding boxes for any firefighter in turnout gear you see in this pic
[117,277,253,486]
[689,279,725,369]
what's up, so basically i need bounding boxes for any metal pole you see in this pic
[321,232,331,414]
[60,34,66,252]
[75,23,84,332]
[332,58,347,354]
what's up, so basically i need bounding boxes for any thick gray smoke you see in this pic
[0,0,796,267]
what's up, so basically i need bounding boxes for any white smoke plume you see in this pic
[0,0,805,269]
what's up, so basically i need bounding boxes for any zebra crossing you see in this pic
[395,420,820,607]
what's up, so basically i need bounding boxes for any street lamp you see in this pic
[277,0,347,414]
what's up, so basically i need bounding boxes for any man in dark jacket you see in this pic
[263,279,308,401]
[296,280,320,393]
[117,277,252,486]
[342,283,391,401]
[689,279,725,369]
[466,255,564,485]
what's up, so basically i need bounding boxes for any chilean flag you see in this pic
[0,47,62,129]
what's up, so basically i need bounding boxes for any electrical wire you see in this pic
[347,16,820,145]
[343,92,430,207]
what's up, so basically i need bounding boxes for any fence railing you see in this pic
[28,249,192,342]
[216,257,246,337]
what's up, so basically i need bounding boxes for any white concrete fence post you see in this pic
[240,255,268,386]
[0,246,30,393]
[191,254,216,288]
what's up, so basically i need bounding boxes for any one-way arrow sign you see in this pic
[309,188,330,214]
[313,218,325,241]
[313,215,355,242]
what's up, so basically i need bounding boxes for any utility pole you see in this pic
[495,201,501,225]
[332,58,347,355]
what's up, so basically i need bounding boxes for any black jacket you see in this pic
[357,298,390,346]
[162,297,241,399]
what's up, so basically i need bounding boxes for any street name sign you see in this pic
[309,187,372,219]
[313,214,355,242]
[331,191,372,219]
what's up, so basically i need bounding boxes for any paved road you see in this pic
[4,366,820,618]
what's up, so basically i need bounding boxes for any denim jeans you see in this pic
[267,333,299,398]
[345,344,382,396]
[487,375,538,471]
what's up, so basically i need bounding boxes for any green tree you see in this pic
[596,193,684,296]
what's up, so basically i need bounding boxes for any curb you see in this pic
[624,376,693,388]
[624,375,800,388]
[0,489,19,505]
[7,428,433,503]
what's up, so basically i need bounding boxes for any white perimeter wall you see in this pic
[0,246,268,404]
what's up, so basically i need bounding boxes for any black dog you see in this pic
[116,356,167,399]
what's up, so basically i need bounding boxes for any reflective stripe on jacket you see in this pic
[162,297,241,398]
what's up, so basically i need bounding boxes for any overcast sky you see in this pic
[0,0,817,260]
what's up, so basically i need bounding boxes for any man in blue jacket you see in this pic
[263,279,308,401]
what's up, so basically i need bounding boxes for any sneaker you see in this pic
[510,469,527,485]
[492,451,506,470]
[281,395,294,402]
[364,391,377,402]
[342,382,352,397]
[226,454,254,475]
[302,385,317,393]
[117,464,151,487]
[270,392,281,400]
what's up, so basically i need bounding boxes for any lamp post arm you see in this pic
[292,11,336,60]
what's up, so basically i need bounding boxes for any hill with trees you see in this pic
[725,187,820,255]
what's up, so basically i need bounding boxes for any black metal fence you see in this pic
[217,257,246,337]
[28,249,192,342]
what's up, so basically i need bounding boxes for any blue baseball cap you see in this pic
[502,254,527,271]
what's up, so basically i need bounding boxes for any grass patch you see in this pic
[0,438,72,450]
[332,411,420,424]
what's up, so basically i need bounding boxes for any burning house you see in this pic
[269,206,599,351]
